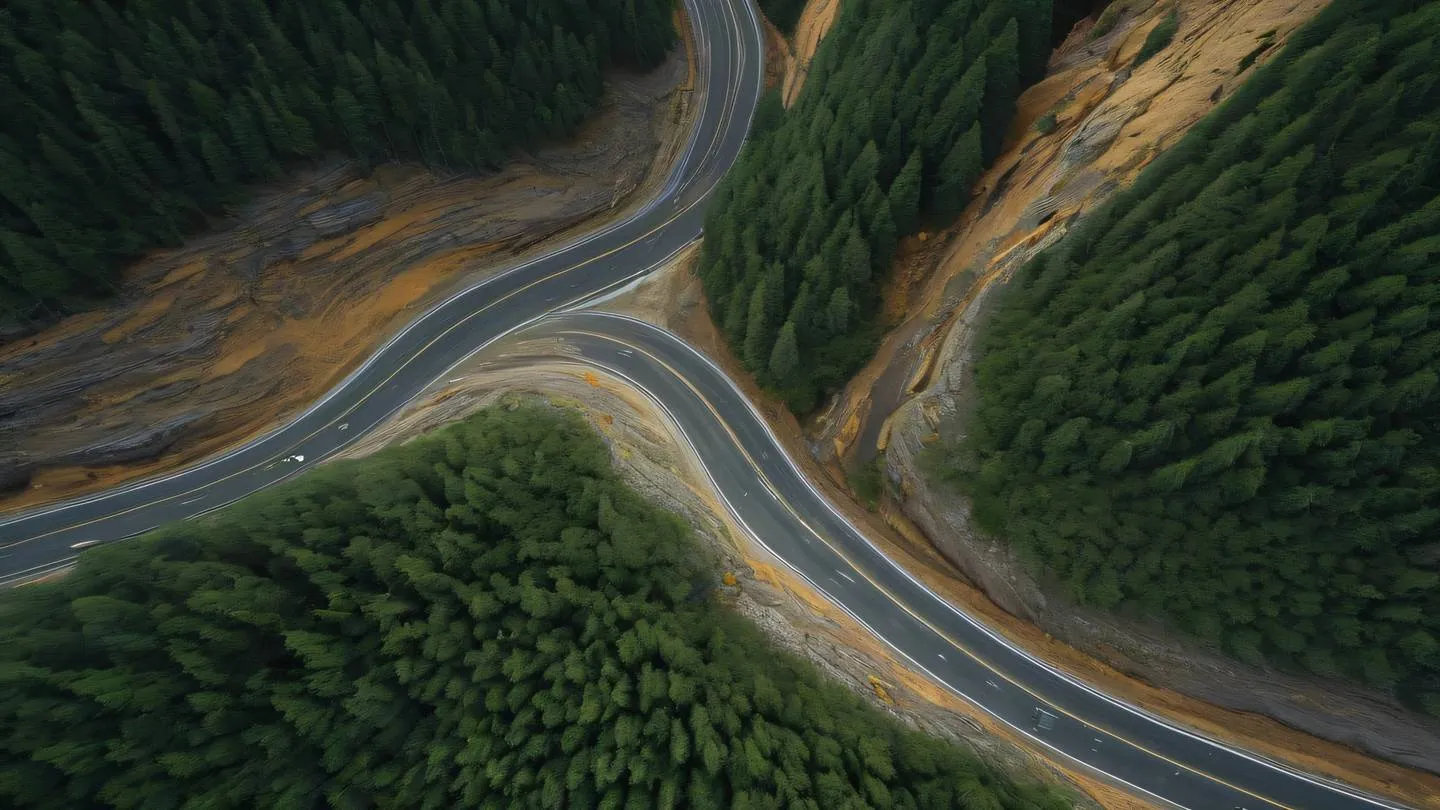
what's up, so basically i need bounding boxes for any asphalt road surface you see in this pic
[0,1,1414,808]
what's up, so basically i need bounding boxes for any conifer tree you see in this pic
[743,281,773,369]
[889,148,924,234]
[934,124,984,218]
[842,223,871,285]
[826,286,851,333]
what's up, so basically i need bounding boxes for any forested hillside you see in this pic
[0,405,1070,810]
[943,0,1440,713]
[698,0,1051,411]
[0,0,674,327]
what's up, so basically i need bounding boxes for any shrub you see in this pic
[1134,8,1180,66]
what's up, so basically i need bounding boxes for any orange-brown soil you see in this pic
[781,0,841,106]
[12,0,1438,804]
[0,30,697,514]
[761,17,790,92]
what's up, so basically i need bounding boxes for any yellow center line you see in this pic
[563,326,1299,810]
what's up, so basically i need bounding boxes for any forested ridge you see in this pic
[0,406,1070,810]
[942,0,1440,713]
[698,0,1052,411]
[0,0,675,328]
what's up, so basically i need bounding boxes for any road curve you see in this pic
[0,1,1412,809]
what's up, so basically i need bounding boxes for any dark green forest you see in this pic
[698,0,1052,411]
[0,0,675,327]
[0,406,1071,810]
[942,0,1440,713]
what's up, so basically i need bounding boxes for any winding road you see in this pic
[0,0,1414,808]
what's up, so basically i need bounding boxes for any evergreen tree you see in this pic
[756,0,808,35]
[842,223,871,285]
[889,148,924,234]
[826,286,851,333]
[743,280,773,369]
[934,124,984,218]
[979,20,1021,162]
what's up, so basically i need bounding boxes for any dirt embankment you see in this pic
[798,0,1440,797]
[760,0,841,106]
[0,30,697,514]
[330,325,1120,810]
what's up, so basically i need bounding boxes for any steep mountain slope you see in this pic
[945,0,1440,717]
[0,46,694,513]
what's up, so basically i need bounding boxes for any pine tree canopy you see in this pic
[943,0,1440,715]
[697,0,1053,412]
[0,0,676,328]
[0,405,1072,810]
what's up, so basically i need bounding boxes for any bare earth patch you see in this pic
[0,28,697,513]
[760,16,790,92]
[603,3,1440,805]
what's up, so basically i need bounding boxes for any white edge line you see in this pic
[3,0,762,541]
[6,301,598,585]
[0,555,80,585]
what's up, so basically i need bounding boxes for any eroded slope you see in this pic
[0,45,694,512]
